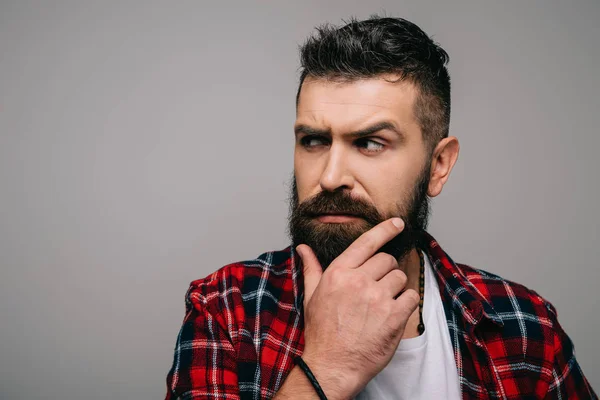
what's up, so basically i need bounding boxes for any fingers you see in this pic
[377,268,408,298]
[296,244,323,308]
[332,218,405,270]
[394,288,420,322]
[360,252,399,281]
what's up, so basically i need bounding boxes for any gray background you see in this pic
[1,1,598,399]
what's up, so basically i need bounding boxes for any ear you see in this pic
[427,136,460,197]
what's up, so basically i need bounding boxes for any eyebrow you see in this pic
[294,121,405,140]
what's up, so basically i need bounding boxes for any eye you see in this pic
[300,135,329,148]
[356,138,385,153]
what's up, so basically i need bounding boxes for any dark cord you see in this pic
[294,356,328,400]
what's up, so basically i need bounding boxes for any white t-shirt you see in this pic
[355,251,462,400]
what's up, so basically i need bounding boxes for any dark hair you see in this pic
[296,16,451,153]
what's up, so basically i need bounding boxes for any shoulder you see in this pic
[453,263,599,396]
[456,262,557,323]
[185,247,297,313]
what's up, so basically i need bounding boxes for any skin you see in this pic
[275,75,460,399]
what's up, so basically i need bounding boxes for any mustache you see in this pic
[294,190,383,226]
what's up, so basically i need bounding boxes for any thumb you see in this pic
[296,244,323,308]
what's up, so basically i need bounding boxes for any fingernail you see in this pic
[391,218,404,229]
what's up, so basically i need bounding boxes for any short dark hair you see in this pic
[296,16,451,153]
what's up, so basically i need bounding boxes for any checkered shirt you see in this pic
[165,232,596,399]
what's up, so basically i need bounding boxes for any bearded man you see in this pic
[165,16,596,400]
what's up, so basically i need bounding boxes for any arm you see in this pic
[165,285,342,400]
[165,286,240,400]
[544,302,597,400]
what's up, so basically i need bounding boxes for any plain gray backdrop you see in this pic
[1,1,598,399]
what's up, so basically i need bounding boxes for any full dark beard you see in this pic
[287,165,431,269]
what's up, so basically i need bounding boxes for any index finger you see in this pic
[330,218,405,269]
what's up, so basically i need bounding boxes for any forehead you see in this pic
[296,75,420,133]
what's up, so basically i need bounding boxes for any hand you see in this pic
[297,218,420,399]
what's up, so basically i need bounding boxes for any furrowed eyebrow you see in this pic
[294,124,330,136]
[294,121,405,140]
[346,121,405,140]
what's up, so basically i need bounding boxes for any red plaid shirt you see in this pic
[165,232,596,399]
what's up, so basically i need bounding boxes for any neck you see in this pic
[397,247,422,294]
[398,247,426,339]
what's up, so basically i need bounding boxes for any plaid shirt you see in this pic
[165,232,596,399]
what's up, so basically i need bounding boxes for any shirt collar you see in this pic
[419,231,504,328]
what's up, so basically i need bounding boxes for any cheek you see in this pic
[294,154,320,201]
[358,160,417,213]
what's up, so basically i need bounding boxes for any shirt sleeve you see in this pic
[165,284,240,400]
[544,301,597,399]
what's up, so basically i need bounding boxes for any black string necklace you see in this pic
[417,249,426,335]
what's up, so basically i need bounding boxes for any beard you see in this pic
[287,164,431,269]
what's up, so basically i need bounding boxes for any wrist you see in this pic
[300,352,358,400]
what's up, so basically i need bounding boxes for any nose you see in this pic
[319,145,355,192]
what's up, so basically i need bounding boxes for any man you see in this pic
[165,16,596,399]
